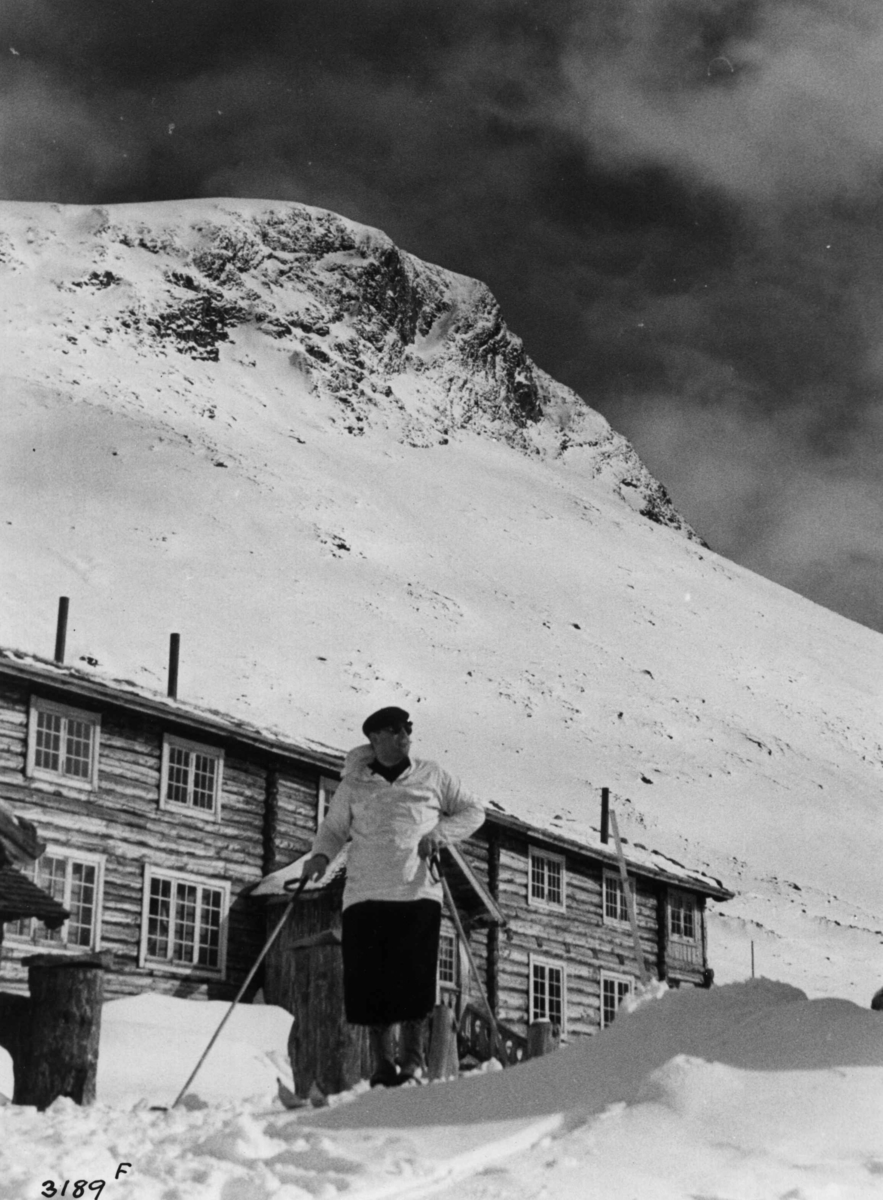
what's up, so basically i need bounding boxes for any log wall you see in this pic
[488,828,665,1039]
[0,677,324,1001]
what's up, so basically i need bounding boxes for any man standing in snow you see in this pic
[301,706,485,1087]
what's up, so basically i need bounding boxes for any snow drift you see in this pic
[2,981,882,1199]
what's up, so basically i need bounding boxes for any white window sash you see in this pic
[139,866,230,977]
[669,889,697,941]
[529,954,567,1033]
[528,847,566,910]
[159,734,224,820]
[600,971,634,1028]
[27,697,100,790]
[602,870,631,925]
[8,847,104,950]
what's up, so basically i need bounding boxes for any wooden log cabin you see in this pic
[0,648,341,1000]
[0,646,732,1062]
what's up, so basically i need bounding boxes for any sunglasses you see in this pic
[377,722,413,735]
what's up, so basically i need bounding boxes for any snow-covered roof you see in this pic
[0,647,342,772]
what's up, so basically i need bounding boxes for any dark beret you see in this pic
[362,706,411,736]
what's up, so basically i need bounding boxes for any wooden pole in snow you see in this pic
[609,810,649,987]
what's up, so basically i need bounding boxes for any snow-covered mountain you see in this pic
[2,197,881,1003]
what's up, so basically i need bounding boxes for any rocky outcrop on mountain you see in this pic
[4,197,697,539]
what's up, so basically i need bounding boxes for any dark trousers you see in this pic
[341,899,442,1025]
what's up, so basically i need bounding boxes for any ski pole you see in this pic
[170,872,310,1109]
[431,853,508,1068]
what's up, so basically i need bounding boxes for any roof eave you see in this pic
[0,653,344,774]
[484,810,733,901]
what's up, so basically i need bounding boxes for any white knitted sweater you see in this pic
[311,745,485,909]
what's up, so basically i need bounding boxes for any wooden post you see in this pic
[167,633,180,699]
[656,886,668,983]
[263,765,280,875]
[289,937,368,1096]
[427,1003,459,1081]
[0,992,32,1094]
[15,952,108,1109]
[526,1019,558,1059]
[54,597,70,664]
[486,829,501,1015]
[600,787,610,844]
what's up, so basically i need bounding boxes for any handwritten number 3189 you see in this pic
[42,1183,106,1198]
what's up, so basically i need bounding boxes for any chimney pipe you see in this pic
[168,633,180,699]
[600,786,610,844]
[54,597,70,664]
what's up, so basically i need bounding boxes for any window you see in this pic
[529,956,566,1032]
[27,698,100,788]
[601,971,634,1028]
[10,848,104,950]
[669,890,697,941]
[528,847,565,909]
[140,868,230,975]
[317,775,338,830]
[160,735,223,818]
[602,870,630,925]
[438,931,457,987]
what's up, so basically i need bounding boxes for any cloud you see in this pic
[558,0,883,208]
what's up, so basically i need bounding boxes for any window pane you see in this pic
[602,977,617,1026]
[34,710,62,772]
[166,745,191,806]
[68,861,97,947]
[605,876,628,922]
[683,904,695,939]
[173,883,198,963]
[532,962,547,1022]
[438,933,456,985]
[547,967,563,1027]
[671,893,696,939]
[64,719,93,778]
[191,753,217,810]
[148,876,172,959]
[546,859,562,906]
[602,977,631,1027]
[197,888,223,968]
[530,854,544,900]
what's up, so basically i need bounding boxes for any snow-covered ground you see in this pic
[2,982,882,1199]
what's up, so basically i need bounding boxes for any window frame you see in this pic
[528,953,567,1034]
[139,866,230,978]
[26,696,101,791]
[668,888,698,943]
[527,846,566,911]
[316,775,338,831]
[8,845,105,951]
[602,869,631,927]
[437,928,458,989]
[600,970,634,1028]
[159,733,224,821]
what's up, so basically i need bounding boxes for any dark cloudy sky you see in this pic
[4,0,883,631]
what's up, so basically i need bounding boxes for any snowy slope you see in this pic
[1,197,882,1002]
